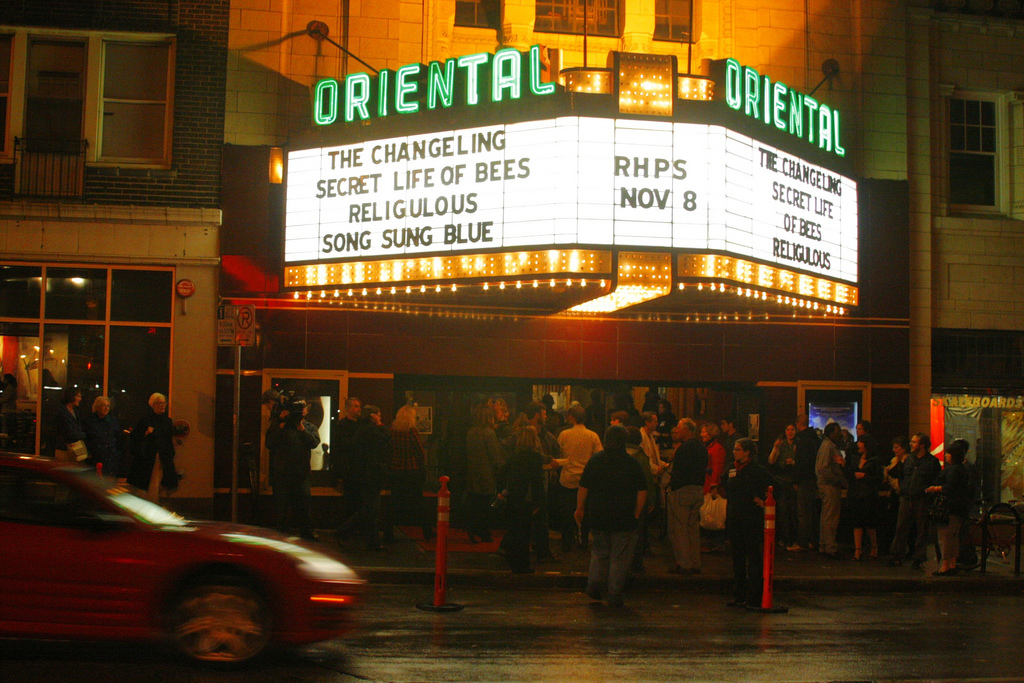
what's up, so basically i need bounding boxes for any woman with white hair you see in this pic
[127,393,181,500]
[84,396,123,476]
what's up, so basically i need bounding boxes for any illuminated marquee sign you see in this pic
[722,59,845,157]
[285,117,858,284]
[313,46,555,126]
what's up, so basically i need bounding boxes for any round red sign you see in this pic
[175,279,196,298]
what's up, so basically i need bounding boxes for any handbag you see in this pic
[928,493,951,526]
[68,440,90,462]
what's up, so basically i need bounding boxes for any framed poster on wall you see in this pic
[415,406,433,435]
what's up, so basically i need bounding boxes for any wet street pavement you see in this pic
[3,585,1024,682]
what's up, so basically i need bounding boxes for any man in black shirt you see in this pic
[575,425,646,608]
[332,397,362,532]
[664,418,708,575]
[790,413,820,551]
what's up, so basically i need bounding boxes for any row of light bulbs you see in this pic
[294,278,610,300]
[681,281,846,316]
[292,280,846,317]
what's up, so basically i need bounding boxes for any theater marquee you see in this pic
[284,49,859,314]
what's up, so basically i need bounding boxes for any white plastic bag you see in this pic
[699,492,726,531]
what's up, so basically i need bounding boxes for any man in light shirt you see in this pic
[556,405,603,552]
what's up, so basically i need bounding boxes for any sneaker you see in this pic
[585,586,603,601]
[607,595,625,608]
[786,543,804,552]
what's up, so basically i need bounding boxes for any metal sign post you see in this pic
[218,304,256,523]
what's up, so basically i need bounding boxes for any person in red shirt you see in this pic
[701,422,726,495]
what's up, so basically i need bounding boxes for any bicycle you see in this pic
[959,500,1022,575]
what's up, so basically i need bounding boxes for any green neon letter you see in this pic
[457,52,490,105]
[833,110,846,157]
[743,67,760,118]
[762,76,773,124]
[724,59,742,110]
[529,45,555,96]
[314,79,339,125]
[377,69,391,117]
[427,60,455,109]
[395,64,422,114]
[802,95,819,144]
[817,104,833,152]
[344,73,372,122]
[788,91,803,138]
[492,48,521,102]
[773,81,788,131]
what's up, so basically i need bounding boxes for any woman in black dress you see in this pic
[848,436,883,560]
[503,425,546,574]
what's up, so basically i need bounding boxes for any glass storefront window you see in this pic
[0,322,41,454]
[1,264,173,456]
[108,326,171,431]
[111,269,173,322]
[38,324,105,455]
[0,265,42,318]
[44,267,107,321]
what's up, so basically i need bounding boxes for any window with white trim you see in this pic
[948,96,998,209]
[100,40,173,164]
[0,30,174,168]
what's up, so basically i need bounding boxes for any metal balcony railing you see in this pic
[14,137,88,199]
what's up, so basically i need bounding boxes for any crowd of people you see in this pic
[463,395,975,608]
[238,388,977,609]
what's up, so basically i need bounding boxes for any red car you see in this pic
[0,454,363,664]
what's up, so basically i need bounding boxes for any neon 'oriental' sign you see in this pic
[313,45,555,125]
[312,48,847,158]
[722,59,846,157]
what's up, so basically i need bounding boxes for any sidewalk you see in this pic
[325,528,1024,596]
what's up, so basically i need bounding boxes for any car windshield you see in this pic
[73,468,189,527]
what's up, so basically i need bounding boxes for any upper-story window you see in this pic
[100,41,173,164]
[654,0,693,41]
[0,36,11,154]
[948,96,998,209]
[0,30,175,169]
[536,0,619,37]
[455,0,500,29]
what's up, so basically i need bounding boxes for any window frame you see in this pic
[0,34,12,156]
[0,28,175,168]
[97,37,175,167]
[653,0,694,43]
[945,90,1008,216]
[535,0,621,38]
[454,0,501,30]
[0,261,175,456]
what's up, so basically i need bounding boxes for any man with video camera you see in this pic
[266,395,321,540]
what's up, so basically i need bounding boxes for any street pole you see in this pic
[231,344,240,523]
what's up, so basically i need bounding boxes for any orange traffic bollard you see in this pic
[417,476,463,613]
[759,485,788,613]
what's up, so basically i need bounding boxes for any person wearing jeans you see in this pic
[576,425,647,608]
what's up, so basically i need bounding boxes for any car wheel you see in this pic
[170,581,272,664]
